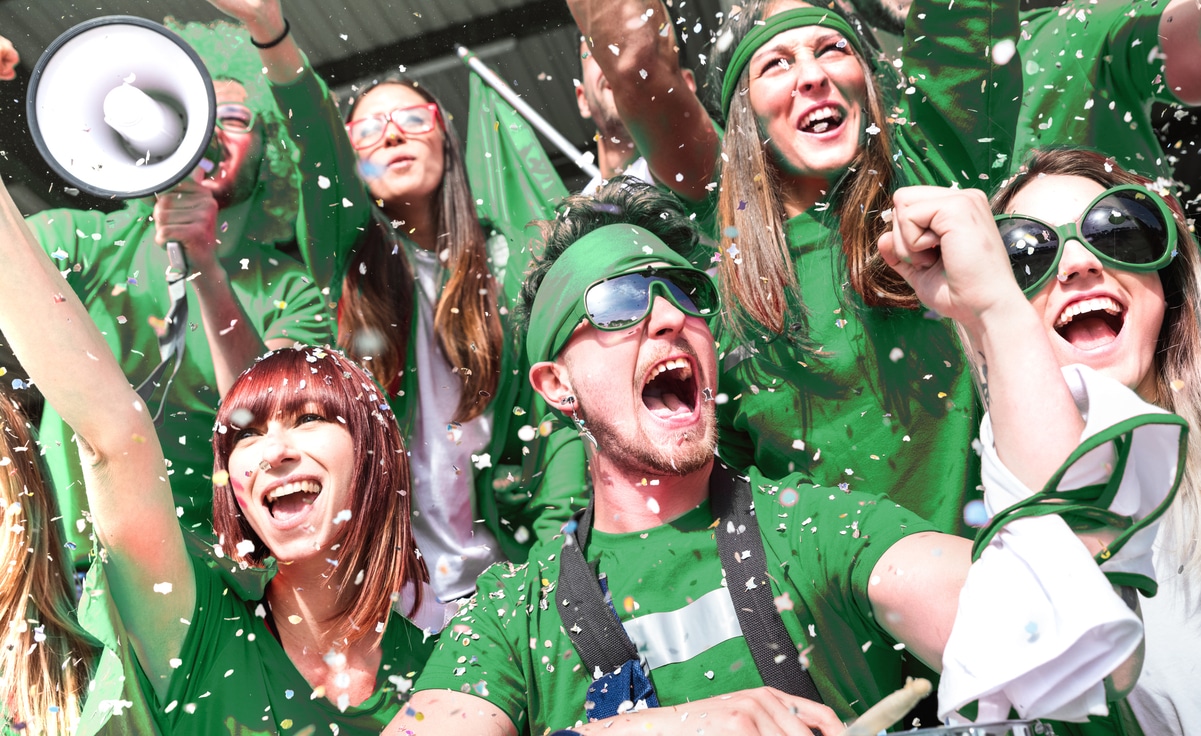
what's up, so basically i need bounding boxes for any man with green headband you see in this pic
[21,20,330,570]
[384,180,1161,735]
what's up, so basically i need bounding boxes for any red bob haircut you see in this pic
[211,346,426,642]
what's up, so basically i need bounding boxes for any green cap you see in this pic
[720,7,868,116]
[527,223,701,364]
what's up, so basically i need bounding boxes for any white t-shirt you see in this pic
[581,155,653,195]
[1129,542,1201,735]
[406,246,504,601]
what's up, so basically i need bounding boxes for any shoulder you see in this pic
[748,467,935,544]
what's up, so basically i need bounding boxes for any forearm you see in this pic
[0,179,143,444]
[960,301,1083,492]
[190,262,267,395]
[567,0,717,201]
[234,3,304,85]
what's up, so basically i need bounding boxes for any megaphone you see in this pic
[26,16,218,423]
[26,15,216,198]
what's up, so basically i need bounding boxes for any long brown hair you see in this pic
[211,347,427,646]
[993,148,1201,599]
[712,0,906,344]
[342,79,502,423]
[0,395,94,734]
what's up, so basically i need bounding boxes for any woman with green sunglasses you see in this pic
[986,148,1201,735]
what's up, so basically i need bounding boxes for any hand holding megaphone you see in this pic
[153,168,220,271]
[0,35,19,81]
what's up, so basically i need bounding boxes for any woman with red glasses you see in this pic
[206,0,583,602]
[984,149,1201,735]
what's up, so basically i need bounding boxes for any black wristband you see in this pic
[251,18,290,49]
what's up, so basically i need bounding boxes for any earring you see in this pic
[560,395,576,407]
[570,405,597,450]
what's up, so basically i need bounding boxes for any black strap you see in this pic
[556,503,641,675]
[556,461,823,702]
[134,240,188,426]
[710,461,823,702]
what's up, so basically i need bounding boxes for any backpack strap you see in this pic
[710,461,824,703]
[555,462,823,719]
[556,503,660,719]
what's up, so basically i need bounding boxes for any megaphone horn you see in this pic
[26,15,216,199]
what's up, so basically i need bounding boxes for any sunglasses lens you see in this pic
[1080,190,1169,265]
[585,271,718,329]
[999,218,1061,291]
[587,275,656,329]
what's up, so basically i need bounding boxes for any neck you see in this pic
[265,563,382,707]
[385,199,438,252]
[265,562,357,649]
[589,453,714,533]
[779,174,836,219]
[595,129,639,180]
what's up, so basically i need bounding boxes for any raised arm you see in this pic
[872,186,1140,698]
[0,176,193,699]
[153,169,294,395]
[567,0,718,202]
[1162,0,1201,105]
[207,0,368,299]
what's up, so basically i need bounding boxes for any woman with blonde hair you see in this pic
[988,147,1201,734]
[206,0,583,599]
[0,396,94,735]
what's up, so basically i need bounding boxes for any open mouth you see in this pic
[641,357,699,419]
[798,106,845,135]
[1054,296,1125,351]
[265,479,322,522]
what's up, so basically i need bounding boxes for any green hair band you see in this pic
[527,224,700,364]
[720,7,868,116]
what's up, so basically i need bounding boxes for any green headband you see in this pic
[527,224,700,364]
[720,7,867,116]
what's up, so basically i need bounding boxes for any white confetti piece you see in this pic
[153,582,173,595]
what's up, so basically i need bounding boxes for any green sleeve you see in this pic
[896,0,1022,189]
[24,207,123,265]
[269,64,372,303]
[246,256,335,347]
[412,562,535,731]
[1101,2,1181,107]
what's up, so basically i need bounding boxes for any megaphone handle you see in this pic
[165,240,187,281]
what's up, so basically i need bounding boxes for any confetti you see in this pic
[153,582,173,594]
[287,615,303,625]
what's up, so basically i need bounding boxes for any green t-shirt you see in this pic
[717,211,981,537]
[414,468,936,732]
[715,0,1019,538]
[269,69,588,562]
[26,201,332,567]
[76,547,436,735]
[1013,0,1180,181]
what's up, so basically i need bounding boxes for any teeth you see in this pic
[800,107,841,131]
[267,479,321,503]
[1055,296,1123,328]
[652,358,693,378]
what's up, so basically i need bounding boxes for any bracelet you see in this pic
[251,18,290,49]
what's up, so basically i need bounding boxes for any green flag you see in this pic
[464,64,568,298]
